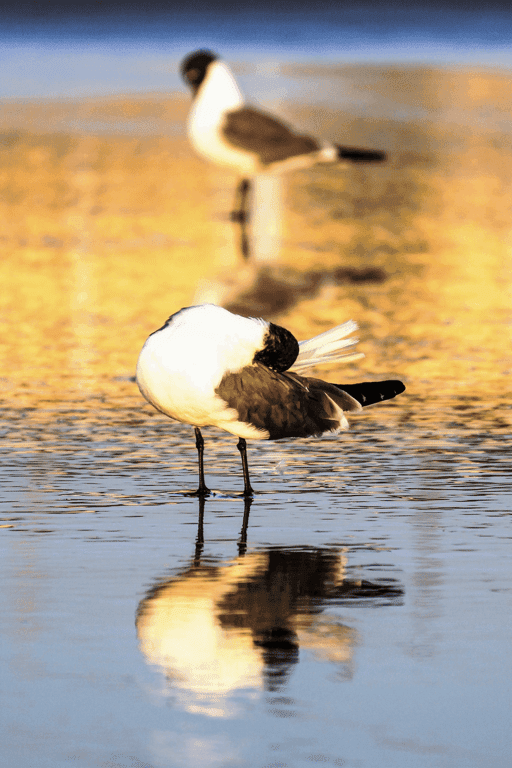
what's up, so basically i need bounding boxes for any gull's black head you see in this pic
[253,323,299,373]
[181,50,218,94]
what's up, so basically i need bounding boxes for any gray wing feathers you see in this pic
[223,107,319,164]
[216,364,361,440]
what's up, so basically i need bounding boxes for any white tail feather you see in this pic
[291,320,363,374]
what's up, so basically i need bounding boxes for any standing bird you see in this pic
[136,304,405,496]
[181,50,387,257]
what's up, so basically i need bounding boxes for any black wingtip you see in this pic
[337,146,387,163]
[337,380,405,407]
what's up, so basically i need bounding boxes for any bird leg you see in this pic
[230,179,251,260]
[230,178,250,223]
[190,426,210,496]
[237,437,254,497]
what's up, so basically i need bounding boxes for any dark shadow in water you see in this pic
[136,498,404,703]
[225,264,387,318]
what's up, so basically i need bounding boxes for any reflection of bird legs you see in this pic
[193,493,252,558]
[229,178,251,260]
[194,495,205,565]
[238,495,253,556]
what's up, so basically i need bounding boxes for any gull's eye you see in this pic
[186,68,200,84]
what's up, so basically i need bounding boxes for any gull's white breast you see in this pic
[187,61,260,174]
[136,305,270,438]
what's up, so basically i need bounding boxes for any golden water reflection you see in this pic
[0,65,511,447]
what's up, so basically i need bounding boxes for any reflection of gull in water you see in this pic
[136,531,404,717]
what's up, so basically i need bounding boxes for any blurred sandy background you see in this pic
[1,64,511,438]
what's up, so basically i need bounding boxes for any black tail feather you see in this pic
[337,145,387,163]
[337,380,405,407]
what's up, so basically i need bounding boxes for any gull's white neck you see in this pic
[191,61,244,121]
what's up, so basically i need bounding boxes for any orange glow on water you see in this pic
[1,67,510,444]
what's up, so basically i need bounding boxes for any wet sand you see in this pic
[1,66,511,429]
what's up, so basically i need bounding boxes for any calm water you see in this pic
[2,420,511,767]
[1,54,512,768]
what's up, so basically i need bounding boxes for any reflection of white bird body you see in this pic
[136,304,405,495]
[137,556,266,717]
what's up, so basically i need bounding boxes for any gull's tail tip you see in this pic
[293,320,363,373]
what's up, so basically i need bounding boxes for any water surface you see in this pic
[1,63,511,768]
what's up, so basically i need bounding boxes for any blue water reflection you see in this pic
[1,425,511,767]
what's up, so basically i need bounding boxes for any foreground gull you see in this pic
[181,50,387,256]
[136,304,405,496]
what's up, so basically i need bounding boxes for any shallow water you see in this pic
[2,421,511,768]
[1,64,512,767]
